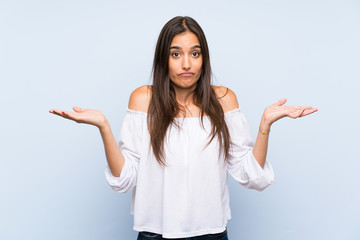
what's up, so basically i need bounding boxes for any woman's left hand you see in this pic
[261,98,318,128]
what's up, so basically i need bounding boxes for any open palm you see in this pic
[263,98,318,126]
[49,106,107,129]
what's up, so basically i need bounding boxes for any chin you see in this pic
[172,80,198,90]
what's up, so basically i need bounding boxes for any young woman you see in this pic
[49,16,317,240]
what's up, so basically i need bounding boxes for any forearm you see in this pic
[99,121,125,177]
[252,116,271,169]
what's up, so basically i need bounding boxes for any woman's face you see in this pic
[168,31,203,90]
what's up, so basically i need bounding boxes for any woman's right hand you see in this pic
[49,106,108,129]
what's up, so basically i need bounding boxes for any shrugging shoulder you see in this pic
[127,85,240,114]
[128,85,151,113]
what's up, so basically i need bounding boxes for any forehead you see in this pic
[170,31,200,48]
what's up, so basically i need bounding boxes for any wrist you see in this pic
[259,118,271,134]
[259,126,270,134]
[98,119,110,131]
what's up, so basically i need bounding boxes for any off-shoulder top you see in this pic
[105,107,274,239]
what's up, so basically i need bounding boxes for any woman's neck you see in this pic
[173,86,202,118]
[173,84,196,106]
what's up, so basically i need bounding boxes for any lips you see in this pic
[179,72,194,77]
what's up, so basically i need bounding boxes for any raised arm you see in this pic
[97,84,152,177]
[106,84,150,176]
[49,106,125,177]
[253,98,318,168]
[99,121,125,177]
[215,87,318,169]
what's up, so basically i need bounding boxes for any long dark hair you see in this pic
[148,16,230,166]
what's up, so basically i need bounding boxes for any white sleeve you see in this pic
[104,110,144,193]
[226,108,274,191]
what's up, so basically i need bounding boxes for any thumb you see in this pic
[276,98,287,106]
[73,106,84,112]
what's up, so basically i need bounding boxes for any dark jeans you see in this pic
[137,227,228,240]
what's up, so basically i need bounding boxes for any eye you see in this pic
[171,52,180,57]
[192,52,201,57]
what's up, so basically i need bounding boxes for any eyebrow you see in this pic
[169,45,201,50]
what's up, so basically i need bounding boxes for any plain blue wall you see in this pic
[1,0,359,239]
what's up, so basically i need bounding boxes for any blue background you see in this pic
[1,0,359,239]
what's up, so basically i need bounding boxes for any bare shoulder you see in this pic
[212,86,239,113]
[128,85,152,113]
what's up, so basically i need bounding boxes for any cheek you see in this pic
[196,60,203,73]
[168,60,178,73]
[196,57,203,67]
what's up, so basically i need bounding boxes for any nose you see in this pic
[182,54,191,71]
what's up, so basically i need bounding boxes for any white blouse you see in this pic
[105,107,274,239]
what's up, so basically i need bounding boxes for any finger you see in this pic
[291,106,314,111]
[50,109,72,121]
[301,108,318,116]
[50,108,64,116]
[299,106,314,110]
[73,106,84,112]
[276,98,287,106]
[289,109,304,118]
[52,108,69,118]
[299,109,305,117]
[62,110,78,120]
[293,109,304,118]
